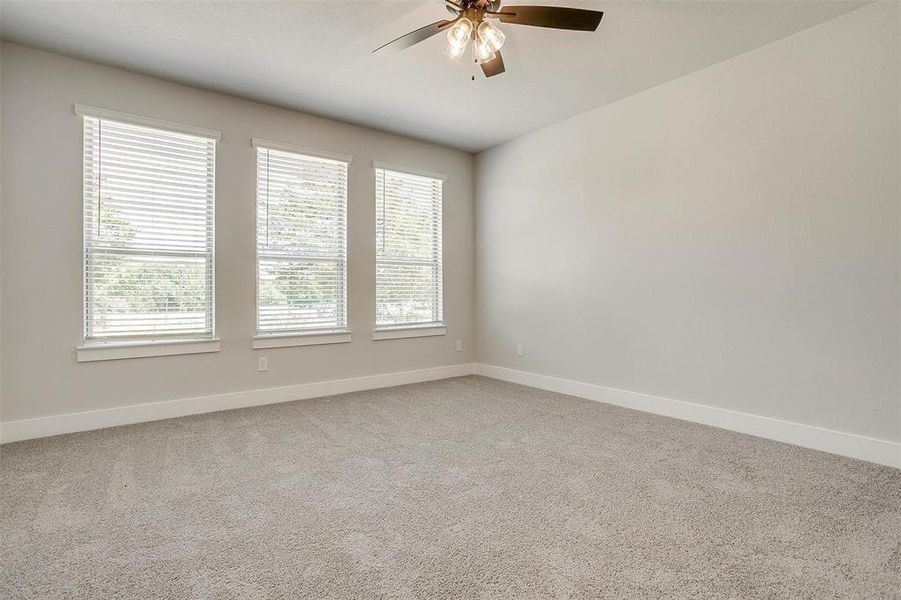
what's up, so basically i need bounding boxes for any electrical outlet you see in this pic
[257,356,269,372]
[516,344,524,357]
[455,340,464,352]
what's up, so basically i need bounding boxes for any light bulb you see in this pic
[446,17,473,48]
[477,20,506,52]
[443,39,466,61]
[473,39,496,64]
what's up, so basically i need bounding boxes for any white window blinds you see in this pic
[82,115,216,343]
[375,166,443,328]
[255,143,348,335]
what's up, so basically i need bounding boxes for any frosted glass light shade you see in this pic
[474,39,496,64]
[477,20,505,52]
[446,18,474,48]
[444,40,467,61]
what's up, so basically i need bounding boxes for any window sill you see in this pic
[77,339,221,362]
[372,325,446,341]
[252,330,351,349]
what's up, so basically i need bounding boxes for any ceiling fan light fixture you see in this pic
[446,17,473,48]
[477,20,506,53]
[372,2,603,79]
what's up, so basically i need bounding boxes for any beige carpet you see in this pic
[1,376,899,598]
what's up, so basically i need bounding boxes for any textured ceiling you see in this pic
[0,0,867,152]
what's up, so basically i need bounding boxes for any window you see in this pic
[81,107,217,349]
[254,140,349,342]
[374,164,444,333]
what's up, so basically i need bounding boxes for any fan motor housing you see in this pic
[448,0,500,17]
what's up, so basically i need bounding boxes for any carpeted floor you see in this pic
[1,376,899,598]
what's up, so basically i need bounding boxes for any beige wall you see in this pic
[475,2,900,442]
[2,3,898,445]
[0,43,474,422]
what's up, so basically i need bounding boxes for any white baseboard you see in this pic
[5,361,898,469]
[0,363,476,444]
[474,364,900,469]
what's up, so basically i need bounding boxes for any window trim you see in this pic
[78,106,218,354]
[74,104,221,140]
[76,338,221,363]
[251,138,352,165]
[372,325,446,341]
[373,164,445,331]
[253,139,351,338]
[252,330,352,349]
[371,161,446,181]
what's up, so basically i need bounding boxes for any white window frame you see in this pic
[252,138,352,348]
[74,104,220,362]
[373,161,446,340]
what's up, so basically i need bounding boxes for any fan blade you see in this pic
[497,6,603,31]
[373,20,453,55]
[442,0,463,16]
[481,52,506,77]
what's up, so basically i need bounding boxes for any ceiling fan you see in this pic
[373,0,603,78]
